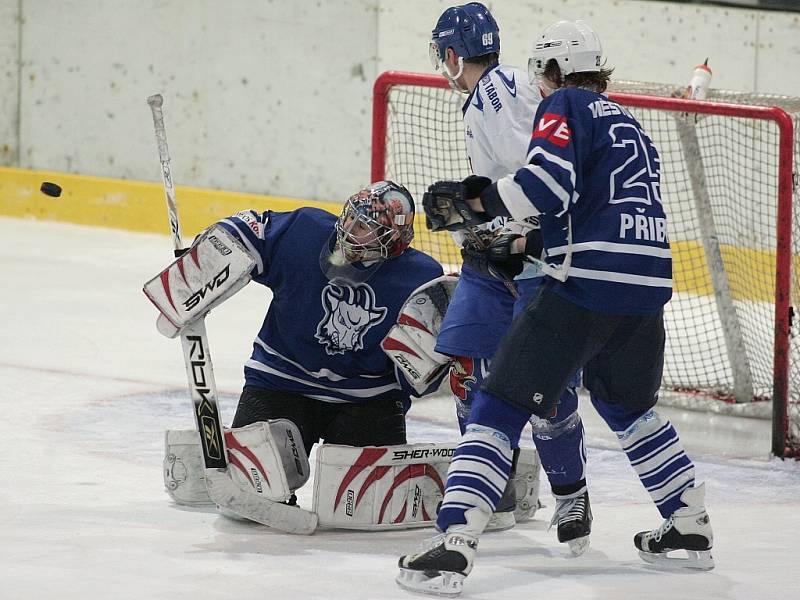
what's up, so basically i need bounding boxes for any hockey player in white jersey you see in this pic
[426,2,592,547]
[397,20,713,595]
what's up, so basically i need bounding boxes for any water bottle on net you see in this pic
[678,58,712,100]
[686,59,712,100]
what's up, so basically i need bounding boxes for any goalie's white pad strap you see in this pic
[312,442,455,530]
[512,447,542,522]
[143,225,255,334]
[381,275,458,393]
[164,420,310,505]
[164,429,215,506]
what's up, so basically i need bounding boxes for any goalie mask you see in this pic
[320,181,415,283]
[528,20,602,87]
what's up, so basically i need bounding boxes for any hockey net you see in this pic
[372,71,800,458]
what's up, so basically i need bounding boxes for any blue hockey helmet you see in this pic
[430,3,500,91]
[430,3,500,70]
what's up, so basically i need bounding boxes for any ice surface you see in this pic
[1,217,798,599]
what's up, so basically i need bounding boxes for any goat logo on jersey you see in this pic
[316,283,387,355]
[449,356,478,401]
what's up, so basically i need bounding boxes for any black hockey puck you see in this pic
[40,181,62,197]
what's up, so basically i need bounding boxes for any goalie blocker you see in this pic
[165,424,541,531]
[143,225,255,338]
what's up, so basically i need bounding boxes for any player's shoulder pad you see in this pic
[279,205,336,228]
[256,205,335,240]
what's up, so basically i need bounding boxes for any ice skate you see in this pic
[550,491,592,556]
[396,508,488,596]
[634,483,714,571]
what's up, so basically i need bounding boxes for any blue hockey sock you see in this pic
[592,395,695,518]
[436,390,529,531]
[530,387,587,498]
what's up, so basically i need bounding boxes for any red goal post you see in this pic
[371,70,800,458]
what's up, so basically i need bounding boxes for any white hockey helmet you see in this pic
[527,20,602,84]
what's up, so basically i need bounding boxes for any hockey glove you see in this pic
[484,233,525,280]
[460,234,523,282]
[423,178,492,232]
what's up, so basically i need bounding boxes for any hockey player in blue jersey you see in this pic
[148,181,463,531]
[217,182,444,453]
[397,20,714,595]
[428,2,592,548]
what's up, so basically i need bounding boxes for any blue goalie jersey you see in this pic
[216,208,443,403]
[494,87,672,315]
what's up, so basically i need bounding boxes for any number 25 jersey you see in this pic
[499,87,672,315]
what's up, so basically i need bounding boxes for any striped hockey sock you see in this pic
[618,409,695,518]
[436,423,514,532]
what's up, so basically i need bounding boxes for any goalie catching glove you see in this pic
[143,225,255,337]
[422,176,493,232]
[381,275,459,394]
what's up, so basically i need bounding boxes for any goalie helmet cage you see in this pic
[371,70,800,459]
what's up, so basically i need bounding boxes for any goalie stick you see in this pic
[146,93,317,534]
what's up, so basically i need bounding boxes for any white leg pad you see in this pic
[164,429,215,506]
[164,419,310,506]
[225,420,309,503]
[512,447,542,522]
[313,443,455,530]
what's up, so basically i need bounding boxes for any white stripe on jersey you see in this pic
[254,337,386,381]
[496,175,539,222]
[220,217,265,275]
[244,359,400,398]
[527,147,579,214]
[568,267,672,288]
[548,240,672,258]
[520,163,571,215]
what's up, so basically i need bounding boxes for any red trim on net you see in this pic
[334,447,388,511]
[771,109,795,458]
[371,71,449,183]
[380,337,421,359]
